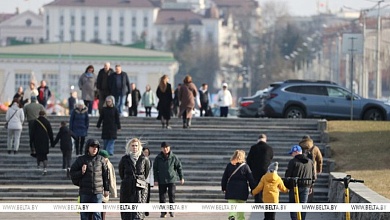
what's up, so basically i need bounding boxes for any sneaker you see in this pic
[145,212,149,216]
[166,126,172,129]
[169,212,175,217]
[160,213,167,218]
[42,169,47,175]
[228,216,235,220]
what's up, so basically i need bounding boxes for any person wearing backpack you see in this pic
[299,135,323,203]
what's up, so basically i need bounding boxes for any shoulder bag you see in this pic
[4,109,18,129]
[227,163,246,184]
[128,155,147,189]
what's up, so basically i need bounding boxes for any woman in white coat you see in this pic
[217,83,233,117]
[6,94,25,154]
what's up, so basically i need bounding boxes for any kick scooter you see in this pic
[284,177,312,220]
[333,175,364,220]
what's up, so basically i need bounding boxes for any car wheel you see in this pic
[284,106,305,119]
[363,109,384,121]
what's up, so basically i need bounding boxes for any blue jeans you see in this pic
[289,186,310,220]
[114,95,126,115]
[103,139,115,155]
[79,193,103,220]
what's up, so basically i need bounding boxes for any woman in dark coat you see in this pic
[178,75,198,128]
[156,75,173,129]
[119,138,150,220]
[221,150,256,220]
[97,95,121,156]
[69,100,89,155]
[31,110,54,175]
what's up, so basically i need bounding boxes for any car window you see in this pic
[327,86,350,98]
[285,85,327,96]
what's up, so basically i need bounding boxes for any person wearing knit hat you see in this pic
[99,150,117,220]
[252,161,288,220]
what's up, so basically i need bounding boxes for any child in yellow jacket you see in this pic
[252,162,288,220]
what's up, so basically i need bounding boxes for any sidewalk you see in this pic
[0,211,338,220]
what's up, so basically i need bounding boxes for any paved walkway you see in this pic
[0,210,338,220]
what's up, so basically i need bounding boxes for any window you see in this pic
[15,73,31,91]
[327,87,350,98]
[107,31,112,42]
[157,30,162,42]
[46,15,49,25]
[42,74,58,92]
[94,16,99,26]
[207,32,213,42]
[70,30,75,42]
[119,31,124,42]
[143,17,148,28]
[81,16,85,26]
[60,16,64,26]
[69,74,80,91]
[81,30,85,41]
[132,31,138,41]
[120,16,124,27]
[46,30,49,41]
[286,85,327,96]
[107,16,112,27]
[132,17,136,27]
[71,16,75,26]
[24,37,34,43]
[94,30,99,40]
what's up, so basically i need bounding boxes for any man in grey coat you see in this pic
[23,95,45,157]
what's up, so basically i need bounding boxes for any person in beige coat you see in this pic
[99,150,117,220]
[178,75,198,128]
[299,135,323,202]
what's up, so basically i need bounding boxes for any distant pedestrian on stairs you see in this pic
[69,100,89,156]
[179,75,199,128]
[247,133,274,203]
[156,75,173,129]
[31,110,54,175]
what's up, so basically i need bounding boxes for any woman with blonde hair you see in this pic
[119,138,150,220]
[156,75,173,129]
[178,75,198,128]
[221,150,256,220]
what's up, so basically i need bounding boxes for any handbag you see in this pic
[5,109,19,129]
[135,178,147,189]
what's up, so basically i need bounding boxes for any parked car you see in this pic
[261,80,390,120]
[237,83,280,118]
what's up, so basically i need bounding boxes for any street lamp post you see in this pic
[376,0,384,99]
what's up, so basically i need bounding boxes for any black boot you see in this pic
[183,118,187,128]
[166,120,171,129]
[186,118,191,128]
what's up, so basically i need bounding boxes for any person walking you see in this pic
[108,64,130,116]
[70,139,109,220]
[142,147,154,217]
[79,65,96,115]
[217,83,232,117]
[52,121,76,178]
[221,150,256,220]
[247,133,274,203]
[252,162,289,220]
[141,85,156,117]
[31,110,54,175]
[156,75,173,129]
[119,138,150,220]
[153,142,184,218]
[97,95,121,156]
[23,95,45,157]
[128,83,141,117]
[284,145,315,220]
[69,100,89,156]
[299,135,323,202]
[37,80,52,108]
[68,91,78,115]
[178,75,198,129]
[23,79,38,105]
[172,83,181,117]
[5,95,25,154]
[199,83,211,117]
[99,150,117,220]
[96,62,114,114]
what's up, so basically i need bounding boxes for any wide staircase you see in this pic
[0,116,332,203]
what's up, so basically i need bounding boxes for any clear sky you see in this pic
[0,0,384,15]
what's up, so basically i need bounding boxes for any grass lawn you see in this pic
[328,121,390,199]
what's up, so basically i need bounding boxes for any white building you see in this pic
[0,10,44,46]
[0,42,178,103]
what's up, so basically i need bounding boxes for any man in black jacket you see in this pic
[246,133,273,203]
[96,62,114,114]
[285,145,315,220]
[128,83,141,116]
[108,64,130,116]
[70,139,109,220]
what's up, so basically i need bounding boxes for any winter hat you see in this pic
[288,145,302,154]
[77,100,85,106]
[268,162,279,172]
[99,150,110,158]
[222,83,228,88]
